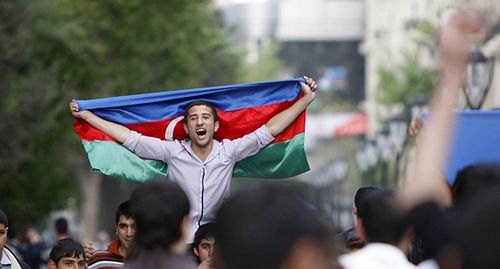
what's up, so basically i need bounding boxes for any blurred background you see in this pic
[1,0,499,252]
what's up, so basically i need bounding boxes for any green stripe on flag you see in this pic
[82,133,309,182]
[82,140,167,183]
[233,133,309,178]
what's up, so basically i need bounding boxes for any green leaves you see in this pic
[0,0,241,229]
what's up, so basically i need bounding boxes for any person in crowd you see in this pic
[70,77,317,241]
[338,186,380,251]
[24,227,46,269]
[452,164,500,207]
[93,231,111,251]
[215,184,340,269]
[0,209,30,269]
[339,189,416,269]
[192,223,216,269]
[54,218,70,241]
[48,238,85,269]
[125,180,197,269]
[86,201,135,269]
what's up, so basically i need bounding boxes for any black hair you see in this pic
[115,200,132,225]
[452,163,500,207]
[49,238,85,264]
[0,209,7,227]
[459,188,500,269]
[193,223,217,249]
[55,217,68,235]
[127,180,190,261]
[216,184,336,269]
[354,186,380,220]
[360,189,410,245]
[183,100,219,123]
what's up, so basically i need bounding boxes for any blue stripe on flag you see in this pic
[76,78,305,124]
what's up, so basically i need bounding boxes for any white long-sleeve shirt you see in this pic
[123,125,275,242]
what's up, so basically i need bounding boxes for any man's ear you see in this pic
[214,121,220,133]
[48,259,57,269]
[193,247,199,257]
[183,122,188,133]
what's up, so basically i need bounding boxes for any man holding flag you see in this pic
[70,76,317,241]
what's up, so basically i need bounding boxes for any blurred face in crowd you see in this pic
[116,215,136,250]
[194,237,215,263]
[184,105,219,149]
[49,255,86,269]
[0,224,7,251]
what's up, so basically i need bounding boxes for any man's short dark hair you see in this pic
[459,188,500,269]
[55,217,68,235]
[354,186,380,220]
[183,100,219,123]
[49,238,85,264]
[115,200,132,225]
[0,209,7,227]
[360,189,410,245]
[216,184,336,269]
[452,164,500,207]
[127,180,190,261]
[193,223,217,249]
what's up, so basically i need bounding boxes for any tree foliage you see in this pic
[0,0,241,230]
[377,18,439,115]
[378,50,437,107]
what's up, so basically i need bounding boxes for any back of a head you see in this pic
[459,188,500,269]
[49,238,85,264]
[115,200,132,225]
[55,217,68,235]
[360,189,410,245]
[453,164,500,207]
[354,186,380,220]
[216,184,336,269]
[128,180,190,254]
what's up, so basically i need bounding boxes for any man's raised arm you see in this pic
[70,100,130,143]
[265,76,317,136]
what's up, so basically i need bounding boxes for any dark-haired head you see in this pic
[216,184,338,269]
[359,189,410,245]
[354,186,380,221]
[183,100,219,123]
[452,163,500,207]
[193,223,217,250]
[55,217,68,235]
[49,238,85,265]
[127,180,190,261]
[115,200,132,225]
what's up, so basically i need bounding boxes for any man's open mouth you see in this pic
[196,129,207,136]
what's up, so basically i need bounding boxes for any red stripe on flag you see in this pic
[74,100,305,144]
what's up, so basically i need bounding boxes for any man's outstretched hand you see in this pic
[300,76,317,105]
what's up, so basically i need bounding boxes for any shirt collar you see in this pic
[1,250,12,266]
[182,139,221,164]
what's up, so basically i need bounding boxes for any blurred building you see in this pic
[215,0,365,101]
[360,0,455,135]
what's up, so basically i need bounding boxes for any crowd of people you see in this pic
[1,8,497,269]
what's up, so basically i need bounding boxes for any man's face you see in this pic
[49,255,86,269]
[184,105,219,149]
[0,224,7,251]
[193,237,215,263]
[116,215,136,250]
